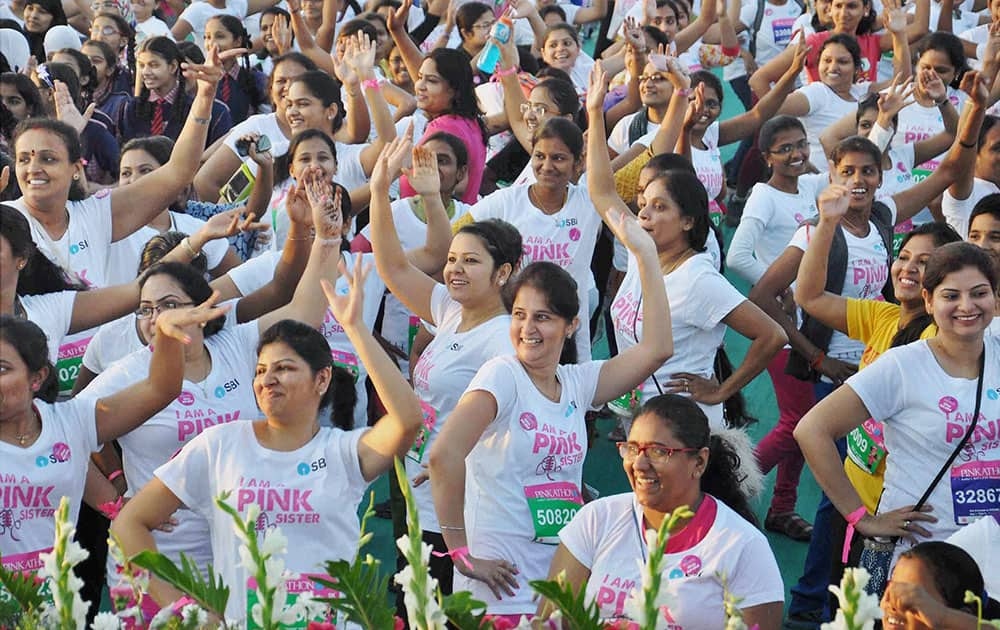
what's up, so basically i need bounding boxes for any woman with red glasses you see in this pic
[543,394,785,629]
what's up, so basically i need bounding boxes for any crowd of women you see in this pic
[0,0,998,625]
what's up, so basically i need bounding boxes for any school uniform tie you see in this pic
[221,74,231,102]
[151,99,165,136]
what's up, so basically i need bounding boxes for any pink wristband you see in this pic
[843,506,868,564]
[496,65,519,77]
[108,470,124,482]
[362,78,382,91]
[432,545,473,570]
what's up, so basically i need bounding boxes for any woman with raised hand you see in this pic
[82,169,344,578]
[10,42,232,289]
[588,61,786,430]
[0,294,227,572]
[795,242,998,576]
[113,262,424,623]
[369,132,521,595]
[428,192,672,620]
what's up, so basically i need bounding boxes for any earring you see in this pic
[73,174,80,180]
[199,322,206,329]
[17,262,25,270]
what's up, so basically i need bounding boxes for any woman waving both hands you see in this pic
[428,172,673,618]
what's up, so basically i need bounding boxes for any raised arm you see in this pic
[254,168,344,332]
[287,0,339,75]
[673,0,718,54]
[896,71,988,223]
[325,265,423,482]
[718,36,808,146]
[109,46,232,241]
[388,0,428,93]
[593,209,674,405]
[349,33,398,176]
[749,45,794,98]
[911,70,959,165]
[369,132,441,322]
[793,185,852,334]
[498,31,534,151]
[94,295,230,444]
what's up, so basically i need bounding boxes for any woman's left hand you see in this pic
[605,207,656,257]
[52,80,95,133]
[665,372,723,404]
[407,145,442,197]
[344,32,377,81]
[183,45,244,95]
[882,0,908,33]
[586,60,609,113]
[321,259,370,329]
[304,168,343,244]
[917,68,946,104]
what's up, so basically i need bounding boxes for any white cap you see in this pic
[43,25,82,57]
[0,28,29,72]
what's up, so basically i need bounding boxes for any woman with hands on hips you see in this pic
[427,138,674,620]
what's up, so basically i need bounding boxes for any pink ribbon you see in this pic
[843,506,869,564]
[432,546,473,570]
[98,496,125,521]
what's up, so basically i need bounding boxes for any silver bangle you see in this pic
[439,525,465,531]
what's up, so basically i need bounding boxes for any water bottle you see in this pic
[476,12,514,74]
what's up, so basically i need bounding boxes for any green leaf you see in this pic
[530,577,604,630]
[314,556,395,629]
[129,550,230,618]
[0,556,45,614]
[440,591,491,630]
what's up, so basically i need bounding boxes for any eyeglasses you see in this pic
[520,102,551,117]
[135,300,194,319]
[638,73,668,83]
[472,20,496,31]
[617,441,700,463]
[91,25,120,36]
[768,139,810,155]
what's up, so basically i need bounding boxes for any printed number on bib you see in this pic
[524,481,583,544]
[950,460,1000,525]
[56,337,92,394]
[846,420,887,475]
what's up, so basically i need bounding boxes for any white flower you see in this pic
[91,611,122,630]
[823,568,882,630]
[239,544,257,573]
[250,601,265,627]
[260,529,288,558]
[180,604,207,626]
[244,503,261,526]
[264,556,286,587]
[150,605,177,629]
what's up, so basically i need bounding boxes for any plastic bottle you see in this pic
[476,12,514,75]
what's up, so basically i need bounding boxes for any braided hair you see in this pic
[208,14,266,114]
[135,36,185,130]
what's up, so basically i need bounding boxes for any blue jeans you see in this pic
[788,381,845,621]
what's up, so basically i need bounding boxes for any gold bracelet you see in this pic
[181,236,199,257]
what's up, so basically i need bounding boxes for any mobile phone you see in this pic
[219,163,256,203]
[235,134,272,158]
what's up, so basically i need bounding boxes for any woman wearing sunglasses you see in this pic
[542,394,784,629]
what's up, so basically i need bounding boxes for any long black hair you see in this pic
[426,48,488,145]
[135,36,186,129]
[0,314,59,402]
[1,204,84,295]
[207,14,266,114]
[889,222,963,348]
[635,394,758,525]
[257,319,357,430]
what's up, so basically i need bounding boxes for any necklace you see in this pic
[528,185,568,215]
[2,407,41,447]
[661,247,695,275]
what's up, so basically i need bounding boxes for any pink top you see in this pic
[400,114,486,204]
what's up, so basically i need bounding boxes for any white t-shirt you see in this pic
[105,211,230,286]
[946,515,1000,598]
[470,183,601,359]
[729,174,824,285]
[559,493,784,626]
[177,0,248,47]
[567,53,596,92]
[797,82,871,172]
[0,398,98,572]
[740,0,803,66]
[875,144,915,205]
[82,322,261,570]
[788,201,895,361]
[461,355,604,614]
[896,89,966,173]
[135,16,172,44]
[692,122,725,214]
[21,291,76,365]
[406,284,513,531]
[943,177,1000,238]
[81,313,144,375]
[10,190,114,288]
[611,252,745,430]
[316,252,385,429]
[358,197,471,369]
[960,24,990,59]
[228,249,281,295]
[848,337,1000,565]
[608,111,659,156]
[155,421,369,623]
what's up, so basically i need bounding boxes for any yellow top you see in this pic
[844,298,936,511]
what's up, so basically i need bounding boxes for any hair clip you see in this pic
[36,64,54,89]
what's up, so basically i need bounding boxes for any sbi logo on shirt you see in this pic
[214,379,240,398]
[68,240,89,255]
[988,387,1000,401]
[297,458,327,476]
[35,442,72,468]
